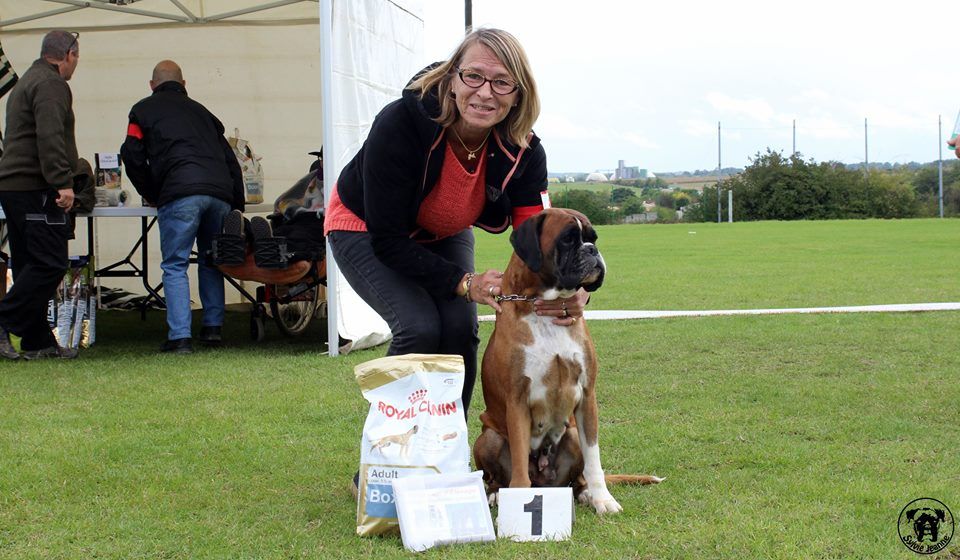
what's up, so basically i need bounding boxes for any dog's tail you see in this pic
[605,474,665,485]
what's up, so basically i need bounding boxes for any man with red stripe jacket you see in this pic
[121,60,244,354]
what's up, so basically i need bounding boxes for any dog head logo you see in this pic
[509,207,605,295]
[898,498,954,554]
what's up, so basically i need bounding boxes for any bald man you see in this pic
[121,60,244,354]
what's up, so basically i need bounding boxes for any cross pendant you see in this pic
[467,153,476,160]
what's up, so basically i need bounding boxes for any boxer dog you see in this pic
[473,208,662,514]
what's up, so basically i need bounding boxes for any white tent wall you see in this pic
[0,1,426,353]
[0,2,325,306]
[325,0,424,353]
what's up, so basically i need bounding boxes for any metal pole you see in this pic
[727,189,733,223]
[864,118,869,171]
[465,0,472,34]
[320,0,339,356]
[939,114,944,218]
[717,121,722,224]
[792,119,796,156]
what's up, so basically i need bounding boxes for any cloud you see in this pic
[537,112,660,149]
[705,92,776,123]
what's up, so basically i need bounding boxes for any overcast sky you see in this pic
[422,1,960,174]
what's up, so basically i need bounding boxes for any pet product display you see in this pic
[227,129,264,204]
[46,256,96,349]
[354,354,470,537]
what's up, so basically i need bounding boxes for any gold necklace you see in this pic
[451,127,491,161]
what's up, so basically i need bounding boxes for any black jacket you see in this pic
[0,59,78,192]
[120,81,244,210]
[335,66,548,298]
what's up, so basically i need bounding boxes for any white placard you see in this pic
[392,471,495,553]
[95,152,119,168]
[497,487,573,541]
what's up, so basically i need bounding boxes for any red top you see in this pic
[325,140,487,239]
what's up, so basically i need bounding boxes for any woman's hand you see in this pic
[950,136,960,159]
[464,270,504,313]
[534,288,589,326]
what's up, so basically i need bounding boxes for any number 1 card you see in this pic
[497,487,574,541]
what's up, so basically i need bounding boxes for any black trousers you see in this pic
[0,190,69,350]
[328,229,480,415]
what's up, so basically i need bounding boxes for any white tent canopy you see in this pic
[0,0,424,354]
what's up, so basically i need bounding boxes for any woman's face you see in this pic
[451,43,519,136]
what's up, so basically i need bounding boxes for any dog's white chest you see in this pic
[521,314,586,444]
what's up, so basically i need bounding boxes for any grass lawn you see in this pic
[1,219,959,559]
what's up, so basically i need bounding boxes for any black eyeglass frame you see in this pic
[66,32,79,56]
[455,67,520,95]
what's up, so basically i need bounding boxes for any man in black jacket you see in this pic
[121,60,244,354]
[0,30,80,360]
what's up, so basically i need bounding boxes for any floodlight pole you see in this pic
[938,114,944,218]
[717,121,722,224]
[792,119,796,156]
[864,118,869,171]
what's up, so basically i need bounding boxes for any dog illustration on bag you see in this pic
[369,425,419,457]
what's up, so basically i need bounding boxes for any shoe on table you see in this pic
[21,345,78,360]
[198,326,222,346]
[160,338,193,354]
[0,325,19,360]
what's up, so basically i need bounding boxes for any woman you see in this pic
[325,28,588,414]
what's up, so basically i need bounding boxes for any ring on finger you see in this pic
[562,309,569,318]
[488,285,495,296]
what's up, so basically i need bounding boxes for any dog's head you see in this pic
[907,508,946,541]
[509,207,605,297]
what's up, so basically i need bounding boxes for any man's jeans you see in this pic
[157,195,230,341]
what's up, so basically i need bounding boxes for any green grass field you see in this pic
[1,219,959,559]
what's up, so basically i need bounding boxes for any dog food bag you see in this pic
[354,354,470,537]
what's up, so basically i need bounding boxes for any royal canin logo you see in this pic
[377,398,458,420]
[408,389,427,404]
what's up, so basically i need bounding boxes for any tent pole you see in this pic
[465,0,472,34]
[320,0,340,357]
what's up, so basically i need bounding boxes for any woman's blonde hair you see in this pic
[407,28,540,149]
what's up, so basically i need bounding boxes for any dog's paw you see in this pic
[591,495,622,515]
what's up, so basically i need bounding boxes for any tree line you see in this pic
[551,150,960,225]
[693,150,960,222]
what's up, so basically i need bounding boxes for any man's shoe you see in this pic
[351,470,360,500]
[0,325,19,360]
[198,326,222,346]
[160,338,193,354]
[21,345,78,360]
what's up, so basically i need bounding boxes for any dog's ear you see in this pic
[906,509,918,521]
[510,213,545,272]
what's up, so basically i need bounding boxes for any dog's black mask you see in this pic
[510,209,605,293]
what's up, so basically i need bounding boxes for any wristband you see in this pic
[462,272,475,302]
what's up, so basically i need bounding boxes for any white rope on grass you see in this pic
[478,302,960,322]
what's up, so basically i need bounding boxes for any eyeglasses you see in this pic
[66,32,79,55]
[456,68,519,95]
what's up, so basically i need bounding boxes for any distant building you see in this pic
[615,160,655,180]
[564,176,575,183]
[547,177,561,183]
[585,172,609,182]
